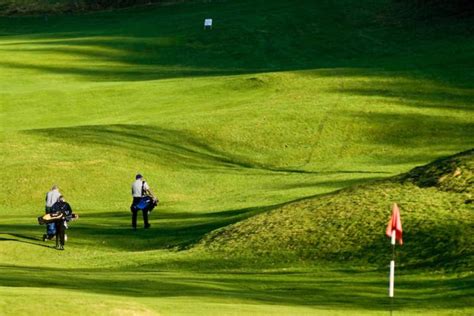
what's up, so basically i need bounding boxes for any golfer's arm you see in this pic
[146,188,156,199]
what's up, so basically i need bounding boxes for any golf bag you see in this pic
[38,201,76,225]
[135,195,158,213]
[38,212,64,225]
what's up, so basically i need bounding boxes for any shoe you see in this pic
[43,234,47,242]
[144,224,151,229]
[56,245,64,250]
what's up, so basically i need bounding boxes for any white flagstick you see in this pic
[389,260,395,297]
[389,230,396,298]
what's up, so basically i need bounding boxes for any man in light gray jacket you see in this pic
[43,185,61,241]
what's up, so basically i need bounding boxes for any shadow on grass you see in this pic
[26,124,268,172]
[0,200,300,251]
[339,111,474,165]
[25,124,397,175]
[0,261,472,311]
[0,183,366,252]
[26,113,474,176]
[0,0,472,90]
[1,1,472,176]
[277,176,384,190]
[0,2,354,81]
[317,68,474,112]
[0,235,53,249]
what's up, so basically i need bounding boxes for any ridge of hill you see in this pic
[197,150,474,269]
[400,150,473,195]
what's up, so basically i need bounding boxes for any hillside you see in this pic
[198,150,474,269]
[1,0,473,218]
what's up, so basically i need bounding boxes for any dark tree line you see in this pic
[395,0,474,17]
[0,0,190,15]
[71,0,185,10]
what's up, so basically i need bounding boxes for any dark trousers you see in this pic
[55,220,66,247]
[131,197,149,228]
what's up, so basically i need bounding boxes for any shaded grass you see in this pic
[0,0,472,85]
[0,257,472,314]
[0,203,279,251]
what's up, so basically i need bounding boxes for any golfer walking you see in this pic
[43,185,61,241]
[130,174,156,229]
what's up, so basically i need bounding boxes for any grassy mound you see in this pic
[198,150,474,269]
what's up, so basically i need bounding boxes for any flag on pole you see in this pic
[386,203,403,245]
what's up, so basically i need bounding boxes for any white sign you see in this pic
[204,18,213,29]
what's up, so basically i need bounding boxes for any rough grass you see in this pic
[0,0,473,314]
[197,150,474,269]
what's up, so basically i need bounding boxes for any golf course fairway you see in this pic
[0,0,473,315]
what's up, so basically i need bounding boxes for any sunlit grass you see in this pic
[0,0,473,314]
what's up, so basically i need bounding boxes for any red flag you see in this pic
[386,203,403,245]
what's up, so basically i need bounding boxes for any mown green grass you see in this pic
[0,0,473,314]
[0,257,472,315]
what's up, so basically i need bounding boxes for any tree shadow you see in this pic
[25,123,397,175]
[0,201,292,251]
[0,262,471,311]
[336,111,474,165]
[318,68,474,112]
[0,0,472,88]
[2,0,470,172]
[277,176,385,190]
[0,234,53,249]
[27,121,472,177]
[1,1,472,173]
[0,184,370,252]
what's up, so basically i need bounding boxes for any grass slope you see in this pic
[198,150,474,269]
[0,0,473,314]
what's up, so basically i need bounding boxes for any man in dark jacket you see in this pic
[51,196,77,250]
